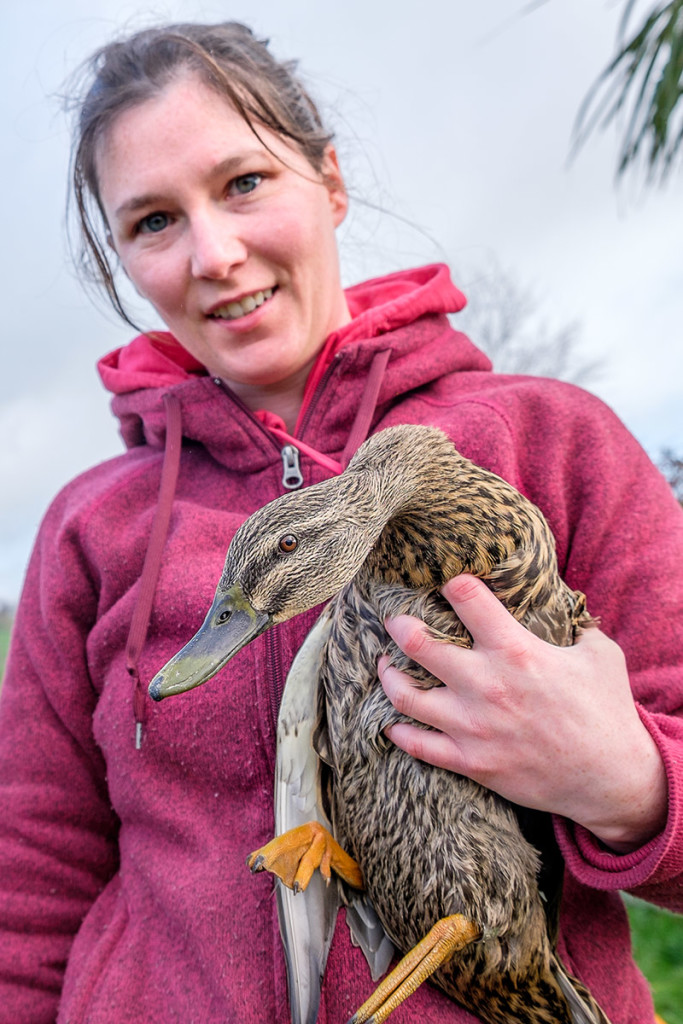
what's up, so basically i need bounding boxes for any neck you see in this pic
[223,361,313,434]
[222,294,352,433]
[348,430,545,589]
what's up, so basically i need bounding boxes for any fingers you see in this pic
[381,612,465,689]
[379,653,468,775]
[383,721,465,774]
[378,655,458,732]
[383,575,531,687]
[440,575,525,652]
[378,575,539,781]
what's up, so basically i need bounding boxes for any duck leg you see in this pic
[247,821,364,892]
[348,914,481,1024]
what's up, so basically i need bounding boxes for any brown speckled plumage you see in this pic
[153,424,609,1024]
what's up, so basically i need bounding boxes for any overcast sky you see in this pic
[1,0,682,605]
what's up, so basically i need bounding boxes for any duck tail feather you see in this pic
[346,893,396,981]
[276,874,339,1024]
[554,959,613,1024]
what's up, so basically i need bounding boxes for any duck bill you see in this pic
[148,583,271,701]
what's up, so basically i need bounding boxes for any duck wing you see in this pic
[275,614,338,1024]
[275,613,393,1023]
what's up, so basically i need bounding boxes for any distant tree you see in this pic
[457,265,603,385]
[660,448,683,501]
[573,0,683,182]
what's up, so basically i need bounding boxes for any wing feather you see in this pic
[275,615,339,1024]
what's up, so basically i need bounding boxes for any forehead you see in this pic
[95,74,303,211]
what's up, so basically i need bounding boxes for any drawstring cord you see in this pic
[126,392,183,749]
[341,349,391,468]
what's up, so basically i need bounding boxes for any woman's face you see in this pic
[97,74,350,399]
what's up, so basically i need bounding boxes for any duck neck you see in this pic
[356,450,539,590]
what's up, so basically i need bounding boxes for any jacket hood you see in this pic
[98,264,491,455]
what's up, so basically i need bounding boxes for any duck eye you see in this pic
[217,609,232,624]
[279,534,298,553]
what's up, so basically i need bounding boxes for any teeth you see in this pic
[210,287,274,320]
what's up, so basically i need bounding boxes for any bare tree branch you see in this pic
[457,265,603,385]
[659,448,683,501]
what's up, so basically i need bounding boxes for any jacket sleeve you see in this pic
[0,486,120,1023]
[505,381,683,910]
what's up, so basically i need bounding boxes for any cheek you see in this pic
[260,215,310,264]
[123,251,186,313]
[267,193,339,268]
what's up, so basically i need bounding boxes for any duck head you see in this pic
[148,424,514,702]
[149,471,382,701]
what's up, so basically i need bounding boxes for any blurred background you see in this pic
[0,1,682,1015]
[1,0,682,609]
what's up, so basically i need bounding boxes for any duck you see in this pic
[150,424,610,1024]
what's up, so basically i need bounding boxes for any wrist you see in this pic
[578,728,668,853]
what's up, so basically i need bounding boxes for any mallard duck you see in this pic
[150,424,610,1024]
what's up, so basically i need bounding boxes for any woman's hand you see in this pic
[379,574,668,853]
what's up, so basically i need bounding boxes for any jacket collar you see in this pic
[101,264,491,468]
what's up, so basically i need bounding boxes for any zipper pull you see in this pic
[281,445,303,490]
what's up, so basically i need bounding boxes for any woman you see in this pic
[0,21,681,1024]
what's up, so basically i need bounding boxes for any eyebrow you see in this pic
[113,151,268,219]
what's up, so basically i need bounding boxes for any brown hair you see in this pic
[68,22,334,325]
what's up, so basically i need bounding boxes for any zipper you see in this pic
[280,445,303,489]
[210,376,325,736]
[295,353,342,438]
[265,628,285,738]
[212,376,306,492]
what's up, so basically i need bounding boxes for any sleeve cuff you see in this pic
[554,704,682,893]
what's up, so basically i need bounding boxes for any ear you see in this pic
[112,251,140,294]
[102,211,118,252]
[103,227,132,285]
[104,227,137,287]
[320,145,348,228]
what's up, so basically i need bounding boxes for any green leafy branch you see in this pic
[574,0,683,181]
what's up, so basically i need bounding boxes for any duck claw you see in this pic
[247,853,266,874]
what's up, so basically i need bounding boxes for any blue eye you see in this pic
[139,212,169,234]
[230,173,262,195]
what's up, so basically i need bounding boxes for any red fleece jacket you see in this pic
[1,265,681,1024]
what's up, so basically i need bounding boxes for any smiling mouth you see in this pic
[208,286,277,321]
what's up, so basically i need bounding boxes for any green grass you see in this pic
[0,621,10,684]
[626,896,683,1023]
[0,619,680,1015]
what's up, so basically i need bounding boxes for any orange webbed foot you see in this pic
[348,914,480,1024]
[247,821,364,893]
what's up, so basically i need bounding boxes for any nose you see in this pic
[189,209,247,279]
